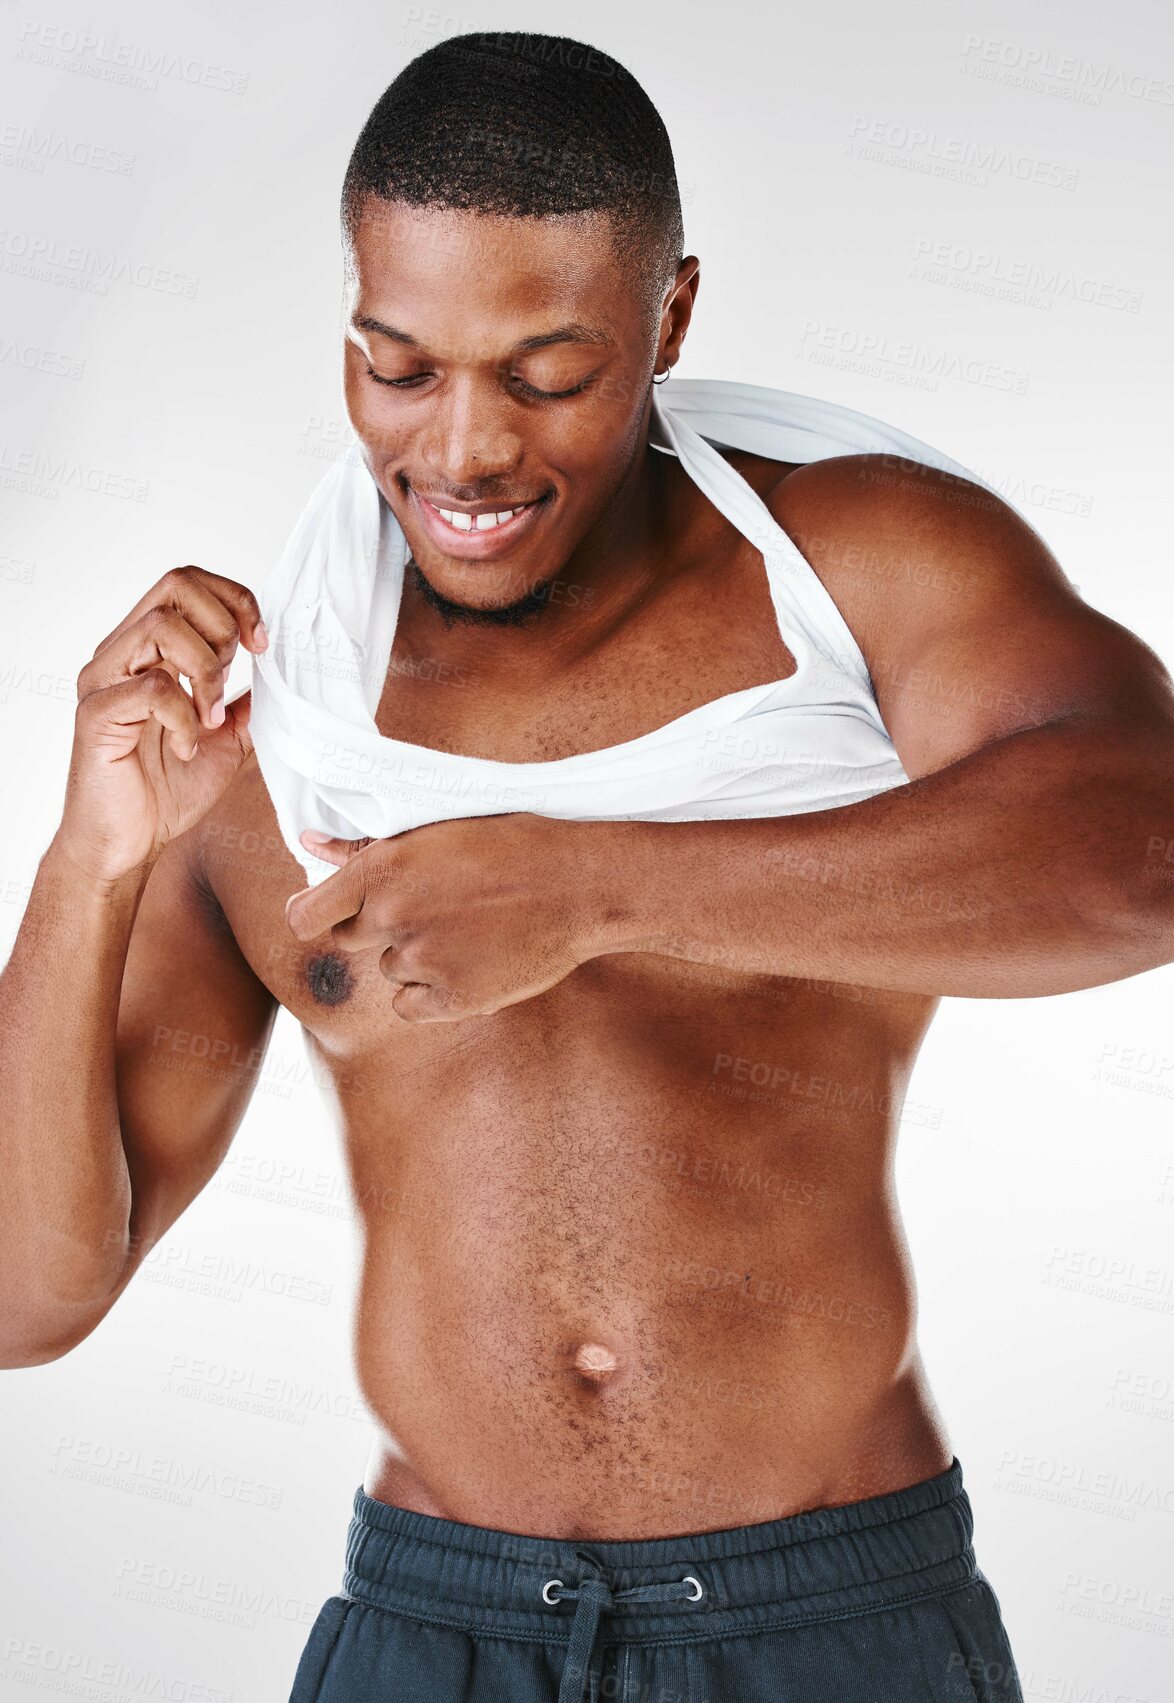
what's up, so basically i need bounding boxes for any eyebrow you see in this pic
[351,315,613,352]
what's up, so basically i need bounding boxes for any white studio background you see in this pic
[1,0,1171,1699]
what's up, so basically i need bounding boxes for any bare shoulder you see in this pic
[759,452,1174,777]
[762,452,1076,657]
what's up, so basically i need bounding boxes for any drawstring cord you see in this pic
[541,1554,705,1702]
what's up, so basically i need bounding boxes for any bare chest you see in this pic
[203,449,908,1052]
[204,767,932,1118]
[370,452,803,762]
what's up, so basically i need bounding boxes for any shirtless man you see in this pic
[4,28,1173,1703]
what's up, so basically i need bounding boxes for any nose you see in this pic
[418,376,524,491]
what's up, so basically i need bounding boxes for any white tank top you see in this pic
[249,378,992,887]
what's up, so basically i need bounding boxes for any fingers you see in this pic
[378,942,475,1023]
[93,565,267,661]
[284,847,481,1021]
[83,566,268,732]
[77,667,203,761]
[81,605,228,731]
[299,830,371,868]
[388,978,470,1024]
[284,856,368,941]
[286,838,405,943]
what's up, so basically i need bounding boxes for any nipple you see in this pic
[305,951,354,1006]
[573,1342,620,1380]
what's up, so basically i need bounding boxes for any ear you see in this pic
[659,254,700,370]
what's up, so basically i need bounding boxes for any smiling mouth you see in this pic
[408,486,551,557]
[426,498,537,533]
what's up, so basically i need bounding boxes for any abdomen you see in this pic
[336,954,945,1533]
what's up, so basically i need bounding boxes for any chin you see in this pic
[407,557,559,627]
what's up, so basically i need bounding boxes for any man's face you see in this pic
[342,197,679,617]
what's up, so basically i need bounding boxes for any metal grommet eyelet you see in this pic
[541,1578,564,1605]
[682,1574,704,1601]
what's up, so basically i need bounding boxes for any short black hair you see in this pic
[340,32,685,326]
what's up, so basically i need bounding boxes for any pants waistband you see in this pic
[341,1455,976,1648]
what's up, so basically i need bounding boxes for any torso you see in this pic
[201,445,952,1538]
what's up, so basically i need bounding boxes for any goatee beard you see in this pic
[406,557,560,629]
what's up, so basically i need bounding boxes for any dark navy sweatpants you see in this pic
[288,1455,1024,1701]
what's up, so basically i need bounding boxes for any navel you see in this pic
[305,952,354,1006]
[572,1342,620,1381]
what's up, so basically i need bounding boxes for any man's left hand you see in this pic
[283,813,617,1023]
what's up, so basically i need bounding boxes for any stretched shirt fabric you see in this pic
[249,378,994,889]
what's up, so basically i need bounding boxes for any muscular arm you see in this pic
[589,456,1174,997]
[0,817,277,1365]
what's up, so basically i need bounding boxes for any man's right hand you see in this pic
[56,566,269,886]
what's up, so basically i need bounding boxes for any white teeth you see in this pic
[433,502,529,532]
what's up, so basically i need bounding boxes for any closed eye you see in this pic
[512,374,597,401]
[364,366,596,401]
[363,368,426,389]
